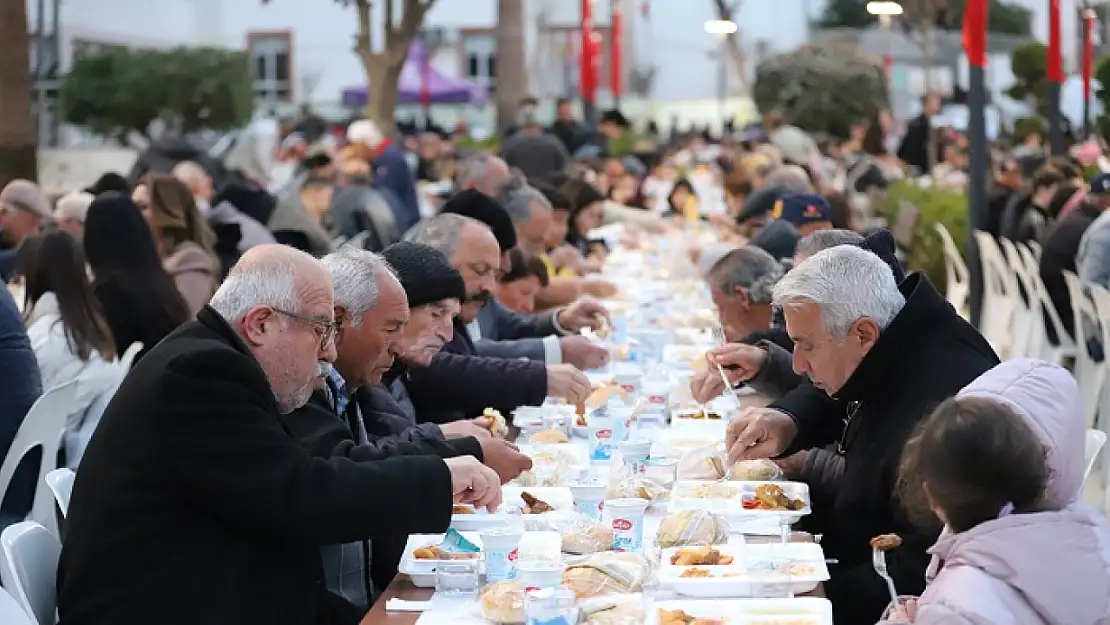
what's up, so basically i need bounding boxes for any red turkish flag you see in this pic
[962,0,987,68]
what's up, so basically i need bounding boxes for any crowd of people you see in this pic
[0,93,1109,625]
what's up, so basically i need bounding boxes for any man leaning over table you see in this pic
[722,245,998,625]
[406,213,593,424]
[280,245,532,609]
[57,245,502,625]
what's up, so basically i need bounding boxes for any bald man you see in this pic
[58,245,501,625]
[172,160,275,254]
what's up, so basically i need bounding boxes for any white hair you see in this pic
[209,257,299,321]
[772,245,904,338]
[413,213,482,257]
[321,246,399,325]
[54,191,95,223]
[347,119,383,147]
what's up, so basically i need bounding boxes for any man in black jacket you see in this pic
[57,245,502,625]
[407,213,591,423]
[280,245,530,609]
[724,245,998,625]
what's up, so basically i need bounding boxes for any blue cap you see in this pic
[772,194,832,227]
[1089,173,1110,195]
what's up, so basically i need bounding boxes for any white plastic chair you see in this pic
[973,231,1016,357]
[934,223,970,318]
[117,341,143,371]
[1063,271,1106,428]
[0,380,79,538]
[1086,429,1107,486]
[0,521,60,625]
[43,469,74,519]
[1015,244,1077,366]
[998,238,1036,359]
[0,585,34,625]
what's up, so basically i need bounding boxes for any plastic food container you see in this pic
[619,439,653,474]
[569,480,608,522]
[480,527,524,583]
[605,498,651,553]
[516,560,566,592]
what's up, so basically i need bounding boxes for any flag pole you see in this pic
[965,0,989,328]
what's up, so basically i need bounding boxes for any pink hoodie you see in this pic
[881,359,1110,625]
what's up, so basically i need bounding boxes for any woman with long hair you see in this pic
[132,174,219,315]
[16,230,121,466]
[84,192,190,363]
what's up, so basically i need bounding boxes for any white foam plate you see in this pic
[669,481,811,521]
[660,543,830,597]
[397,532,484,588]
[649,598,833,625]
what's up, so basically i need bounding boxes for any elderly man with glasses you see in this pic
[58,244,501,625]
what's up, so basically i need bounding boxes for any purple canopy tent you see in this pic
[341,41,488,108]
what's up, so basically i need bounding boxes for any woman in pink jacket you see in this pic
[882,358,1110,625]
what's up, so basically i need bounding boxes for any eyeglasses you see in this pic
[271,307,338,350]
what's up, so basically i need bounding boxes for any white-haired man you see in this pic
[458,154,512,198]
[723,245,998,625]
[347,119,420,231]
[53,191,95,240]
[58,244,501,625]
[279,246,524,610]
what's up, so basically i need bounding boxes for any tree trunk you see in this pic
[496,0,528,136]
[0,0,38,186]
[352,0,436,137]
[712,0,749,96]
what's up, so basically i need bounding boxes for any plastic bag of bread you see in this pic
[479,580,526,624]
[728,459,783,481]
[544,512,614,554]
[655,510,730,548]
[676,446,727,481]
[530,428,570,444]
[562,552,653,598]
[578,384,630,416]
[605,474,670,503]
[580,595,646,625]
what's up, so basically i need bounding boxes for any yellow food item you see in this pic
[679,567,712,578]
[670,546,734,566]
[688,484,739,500]
[483,408,510,439]
[587,385,629,410]
[531,429,569,444]
[452,504,475,515]
[412,546,437,560]
[656,510,730,548]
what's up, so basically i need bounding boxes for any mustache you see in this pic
[465,289,493,304]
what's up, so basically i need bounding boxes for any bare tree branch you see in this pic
[711,0,749,95]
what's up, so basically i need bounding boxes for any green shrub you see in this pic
[1013,116,1047,141]
[882,180,970,293]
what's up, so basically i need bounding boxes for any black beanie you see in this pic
[441,189,517,252]
[382,241,467,308]
[857,228,907,283]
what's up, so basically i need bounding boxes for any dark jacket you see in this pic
[1001,194,1050,245]
[0,288,42,522]
[769,274,999,625]
[329,185,401,253]
[475,300,560,362]
[549,120,583,154]
[408,319,548,424]
[1040,202,1101,343]
[896,114,932,175]
[372,146,420,233]
[502,132,570,182]
[57,306,453,625]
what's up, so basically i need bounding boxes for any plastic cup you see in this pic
[613,363,644,397]
[480,527,523,583]
[605,498,651,553]
[643,457,679,488]
[515,561,566,593]
[526,588,580,625]
[435,559,480,597]
[588,413,617,462]
[619,439,652,474]
[569,480,608,522]
[641,379,670,415]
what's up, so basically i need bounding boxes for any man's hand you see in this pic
[690,369,726,404]
[773,450,809,479]
[706,343,769,384]
[546,364,590,405]
[440,418,493,440]
[559,335,611,371]
[557,299,611,333]
[478,439,533,484]
[725,407,799,464]
[444,456,502,512]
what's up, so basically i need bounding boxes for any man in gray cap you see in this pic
[0,179,51,281]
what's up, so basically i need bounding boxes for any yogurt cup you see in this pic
[641,379,670,415]
[613,364,644,397]
[605,498,651,552]
[618,439,652,474]
[515,560,566,592]
[480,527,523,582]
[588,413,617,462]
[568,480,607,521]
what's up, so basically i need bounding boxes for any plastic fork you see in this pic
[872,548,900,607]
[709,325,742,403]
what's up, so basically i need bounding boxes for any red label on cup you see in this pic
[508,548,518,562]
[612,519,633,531]
[596,429,613,439]
[649,395,665,404]
[620,384,636,393]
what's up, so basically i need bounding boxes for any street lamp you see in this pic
[868,1,902,99]
[704,20,738,132]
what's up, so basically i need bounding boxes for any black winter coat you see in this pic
[408,319,548,424]
[58,307,454,625]
[769,274,999,625]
